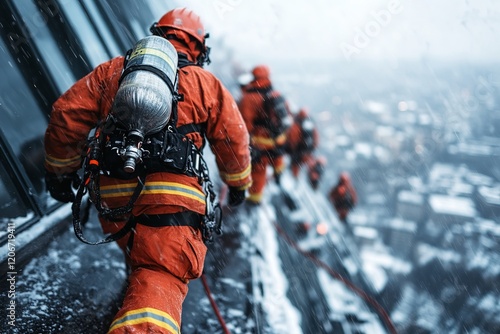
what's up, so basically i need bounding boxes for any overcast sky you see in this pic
[174,0,500,67]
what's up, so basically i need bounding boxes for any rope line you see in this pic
[273,222,397,334]
[201,274,231,334]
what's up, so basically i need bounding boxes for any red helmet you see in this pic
[252,65,270,80]
[298,107,309,119]
[339,172,350,183]
[154,8,206,45]
[316,155,327,166]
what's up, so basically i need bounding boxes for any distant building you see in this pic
[446,140,499,175]
[428,194,477,225]
[427,163,464,195]
[447,182,474,198]
[442,224,470,253]
[352,226,378,249]
[475,185,500,220]
[374,125,404,154]
[443,219,500,261]
[396,190,426,222]
[385,218,417,259]
[475,219,500,253]
[465,172,493,188]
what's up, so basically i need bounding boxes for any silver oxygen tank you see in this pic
[110,36,178,173]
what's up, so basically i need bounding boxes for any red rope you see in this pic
[200,274,231,334]
[274,222,398,334]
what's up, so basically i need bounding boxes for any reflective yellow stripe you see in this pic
[274,133,287,145]
[220,164,251,182]
[100,181,206,204]
[237,182,252,191]
[252,136,275,147]
[45,154,81,167]
[129,47,176,74]
[108,307,179,334]
[248,193,263,203]
[251,133,287,148]
[274,164,285,174]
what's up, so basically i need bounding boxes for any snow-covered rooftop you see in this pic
[398,190,424,205]
[416,243,461,266]
[360,248,412,275]
[386,218,417,232]
[428,194,477,218]
[478,185,500,205]
[353,226,378,239]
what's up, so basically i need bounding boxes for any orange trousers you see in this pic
[290,153,315,178]
[101,218,207,334]
[335,208,350,222]
[248,153,284,203]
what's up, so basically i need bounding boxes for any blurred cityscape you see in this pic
[272,60,500,333]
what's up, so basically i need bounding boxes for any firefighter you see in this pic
[238,64,292,205]
[329,172,357,223]
[285,108,319,178]
[237,72,253,93]
[44,8,251,333]
[307,155,326,190]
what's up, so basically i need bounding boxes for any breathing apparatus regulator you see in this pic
[72,36,221,245]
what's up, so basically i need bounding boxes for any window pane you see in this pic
[104,0,154,40]
[0,160,34,239]
[57,0,114,68]
[0,39,52,210]
[12,0,76,93]
[80,0,122,57]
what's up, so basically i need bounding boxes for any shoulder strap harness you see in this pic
[72,51,221,245]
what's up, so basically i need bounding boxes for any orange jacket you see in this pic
[286,114,319,155]
[308,157,326,181]
[238,79,289,151]
[329,179,357,211]
[45,50,251,216]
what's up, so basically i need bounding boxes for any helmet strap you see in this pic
[149,22,164,36]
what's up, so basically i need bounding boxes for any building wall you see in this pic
[387,219,417,259]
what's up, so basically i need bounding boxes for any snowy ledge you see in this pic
[0,203,72,266]
[252,204,303,333]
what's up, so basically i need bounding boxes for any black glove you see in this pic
[274,144,286,156]
[250,147,262,164]
[45,172,81,203]
[228,187,246,207]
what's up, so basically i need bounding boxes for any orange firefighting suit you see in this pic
[238,78,288,204]
[286,110,319,178]
[307,156,326,190]
[329,174,357,222]
[44,43,251,332]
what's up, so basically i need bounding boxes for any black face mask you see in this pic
[199,41,211,67]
